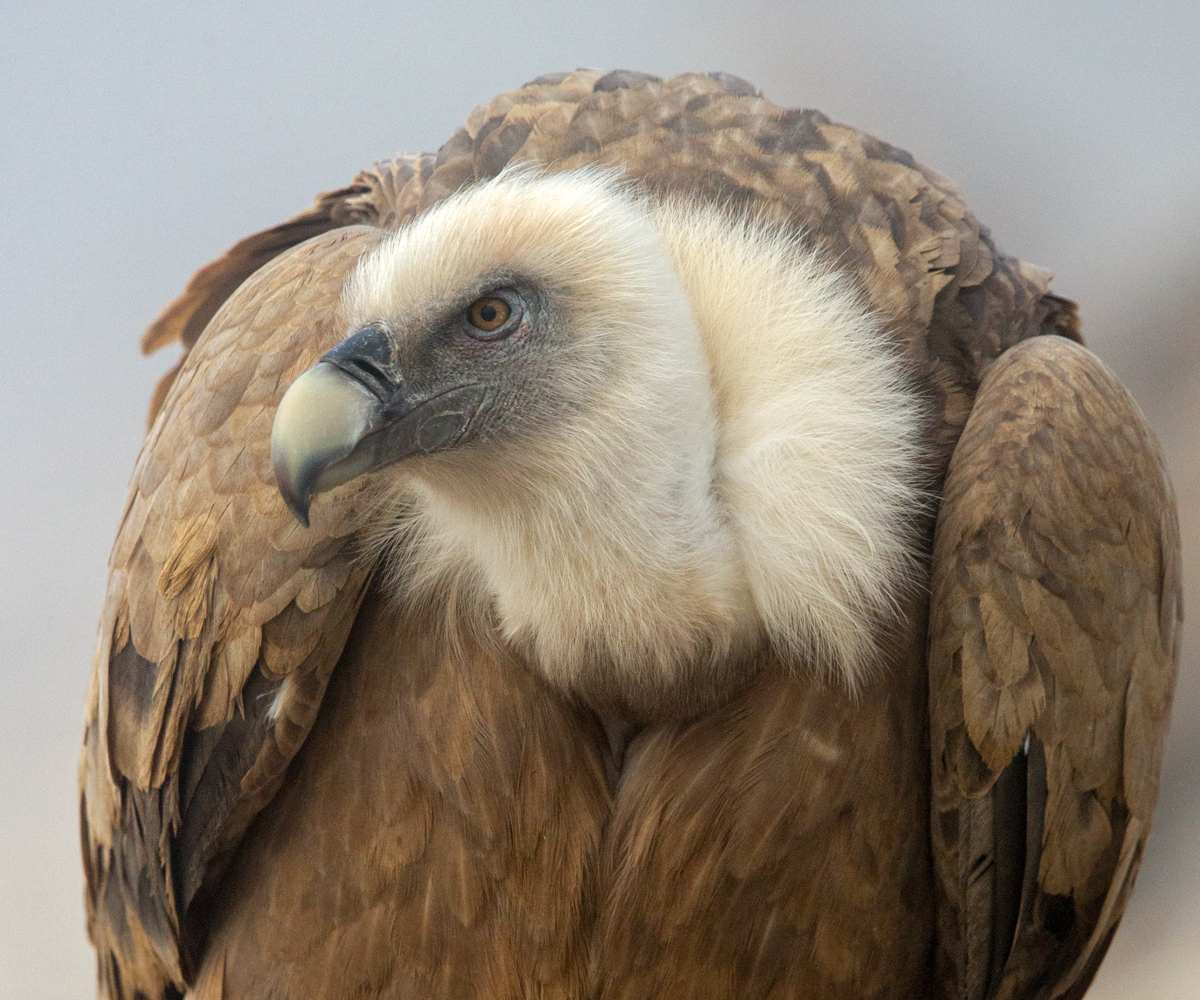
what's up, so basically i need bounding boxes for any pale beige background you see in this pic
[2,2,1197,997]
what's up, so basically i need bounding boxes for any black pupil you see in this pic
[480,304,498,323]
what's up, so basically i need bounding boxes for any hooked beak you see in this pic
[270,324,488,526]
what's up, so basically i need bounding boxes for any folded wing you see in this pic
[81,227,386,998]
[930,335,1181,1000]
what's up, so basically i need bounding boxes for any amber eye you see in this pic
[468,296,511,333]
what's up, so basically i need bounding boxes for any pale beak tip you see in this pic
[271,450,314,528]
[286,495,312,530]
[271,361,382,529]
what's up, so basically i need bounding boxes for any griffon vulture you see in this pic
[80,70,1180,1000]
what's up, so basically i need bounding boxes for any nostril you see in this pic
[343,356,389,390]
[321,323,396,399]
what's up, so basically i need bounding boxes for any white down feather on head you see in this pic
[345,169,926,703]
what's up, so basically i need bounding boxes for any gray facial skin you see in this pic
[271,279,573,526]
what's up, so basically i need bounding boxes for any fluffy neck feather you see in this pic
[351,171,923,712]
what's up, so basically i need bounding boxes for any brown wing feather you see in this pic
[190,589,610,999]
[591,596,933,1000]
[81,226,386,999]
[929,335,1181,1000]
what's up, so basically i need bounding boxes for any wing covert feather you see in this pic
[930,335,1180,999]
[81,227,386,999]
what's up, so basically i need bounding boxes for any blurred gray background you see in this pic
[2,1,1197,996]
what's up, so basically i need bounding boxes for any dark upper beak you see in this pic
[271,324,487,526]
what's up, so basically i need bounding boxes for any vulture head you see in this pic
[271,170,924,715]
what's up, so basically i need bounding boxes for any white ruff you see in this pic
[346,170,925,699]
